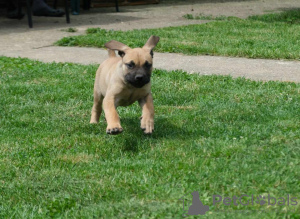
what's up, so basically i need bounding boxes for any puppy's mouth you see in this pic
[125,73,150,88]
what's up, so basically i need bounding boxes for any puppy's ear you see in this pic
[105,40,131,58]
[143,36,160,58]
[143,35,160,50]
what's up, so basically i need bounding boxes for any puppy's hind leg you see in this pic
[90,91,103,124]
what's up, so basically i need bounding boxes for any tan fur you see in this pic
[90,36,160,134]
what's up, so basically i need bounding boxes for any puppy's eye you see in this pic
[126,64,133,69]
[144,61,152,69]
[126,62,135,69]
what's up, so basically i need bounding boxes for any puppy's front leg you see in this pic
[139,93,154,134]
[103,96,123,135]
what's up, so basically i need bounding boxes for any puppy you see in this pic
[90,36,160,135]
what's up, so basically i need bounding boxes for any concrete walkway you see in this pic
[0,0,299,82]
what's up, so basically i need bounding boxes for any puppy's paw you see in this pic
[106,124,123,135]
[90,119,98,124]
[140,117,154,134]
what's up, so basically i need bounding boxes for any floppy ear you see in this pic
[105,40,131,58]
[143,35,160,57]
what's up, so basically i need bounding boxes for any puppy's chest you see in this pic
[115,91,145,107]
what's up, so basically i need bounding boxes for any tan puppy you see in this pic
[90,36,160,135]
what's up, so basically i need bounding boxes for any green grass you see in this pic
[1,56,300,218]
[185,9,300,24]
[56,10,300,60]
[61,27,78,33]
[248,9,300,24]
[183,14,230,21]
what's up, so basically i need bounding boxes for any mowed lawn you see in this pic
[0,57,300,218]
[56,10,300,60]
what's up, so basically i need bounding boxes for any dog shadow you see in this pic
[116,116,189,152]
[85,115,189,153]
[123,116,188,137]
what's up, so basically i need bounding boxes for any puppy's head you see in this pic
[105,36,160,88]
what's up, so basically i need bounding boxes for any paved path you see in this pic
[0,0,299,82]
[3,46,300,82]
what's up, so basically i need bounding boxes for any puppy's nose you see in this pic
[135,75,144,81]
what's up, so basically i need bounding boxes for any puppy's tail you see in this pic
[108,49,116,58]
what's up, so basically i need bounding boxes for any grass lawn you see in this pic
[0,56,300,218]
[184,9,300,24]
[55,10,300,60]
